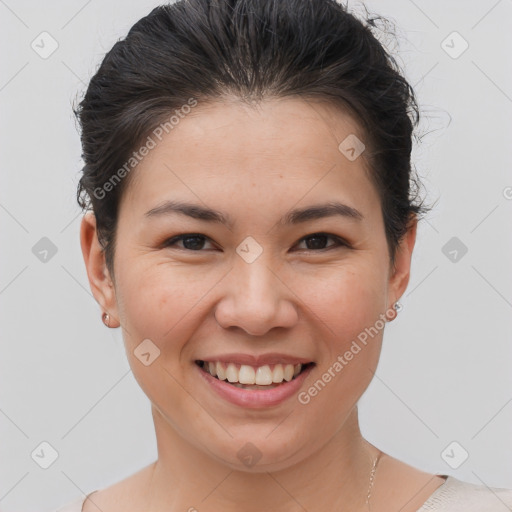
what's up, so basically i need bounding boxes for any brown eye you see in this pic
[294,233,347,251]
[162,234,215,251]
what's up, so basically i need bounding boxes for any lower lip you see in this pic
[196,363,314,409]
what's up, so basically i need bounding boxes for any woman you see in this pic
[56,0,512,510]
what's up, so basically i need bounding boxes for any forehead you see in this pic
[120,97,378,217]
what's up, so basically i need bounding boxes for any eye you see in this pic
[162,234,216,251]
[294,233,348,251]
[161,232,349,252]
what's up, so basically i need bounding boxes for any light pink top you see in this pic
[54,475,512,511]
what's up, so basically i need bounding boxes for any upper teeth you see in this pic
[203,361,302,385]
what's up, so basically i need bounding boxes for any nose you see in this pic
[214,255,299,336]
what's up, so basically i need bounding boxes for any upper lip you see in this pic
[196,353,314,367]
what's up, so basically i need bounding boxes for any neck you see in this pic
[145,405,380,512]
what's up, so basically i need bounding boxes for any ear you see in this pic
[386,214,418,319]
[80,211,120,327]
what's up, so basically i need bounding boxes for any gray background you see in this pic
[1,0,511,510]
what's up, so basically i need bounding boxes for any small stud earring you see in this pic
[102,312,110,327]
[393,301,403,313]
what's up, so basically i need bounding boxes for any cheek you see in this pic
[299,260,387,403]
[304,260,387,331]
[298,269,385,420]
[115,260,203,340]
[114,264,205,410]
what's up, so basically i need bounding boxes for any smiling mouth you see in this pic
[195,360,315,389]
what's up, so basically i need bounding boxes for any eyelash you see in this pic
[161,233,349,252]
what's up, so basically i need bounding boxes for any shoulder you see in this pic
[53,492,94,512]
[53,463,154,512]
[417,475,512,511]
[81,462,155,512]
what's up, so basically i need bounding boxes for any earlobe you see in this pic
[387,214,418,316]
[80,211,120,328]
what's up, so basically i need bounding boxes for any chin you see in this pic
[203,427,318,473]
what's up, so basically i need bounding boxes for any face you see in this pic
[82,97,416,472]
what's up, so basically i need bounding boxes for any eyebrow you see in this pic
[144,200,363,228]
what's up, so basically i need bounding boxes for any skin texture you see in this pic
[80,97,445,511]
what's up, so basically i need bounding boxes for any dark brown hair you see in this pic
[75,0,428,276]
